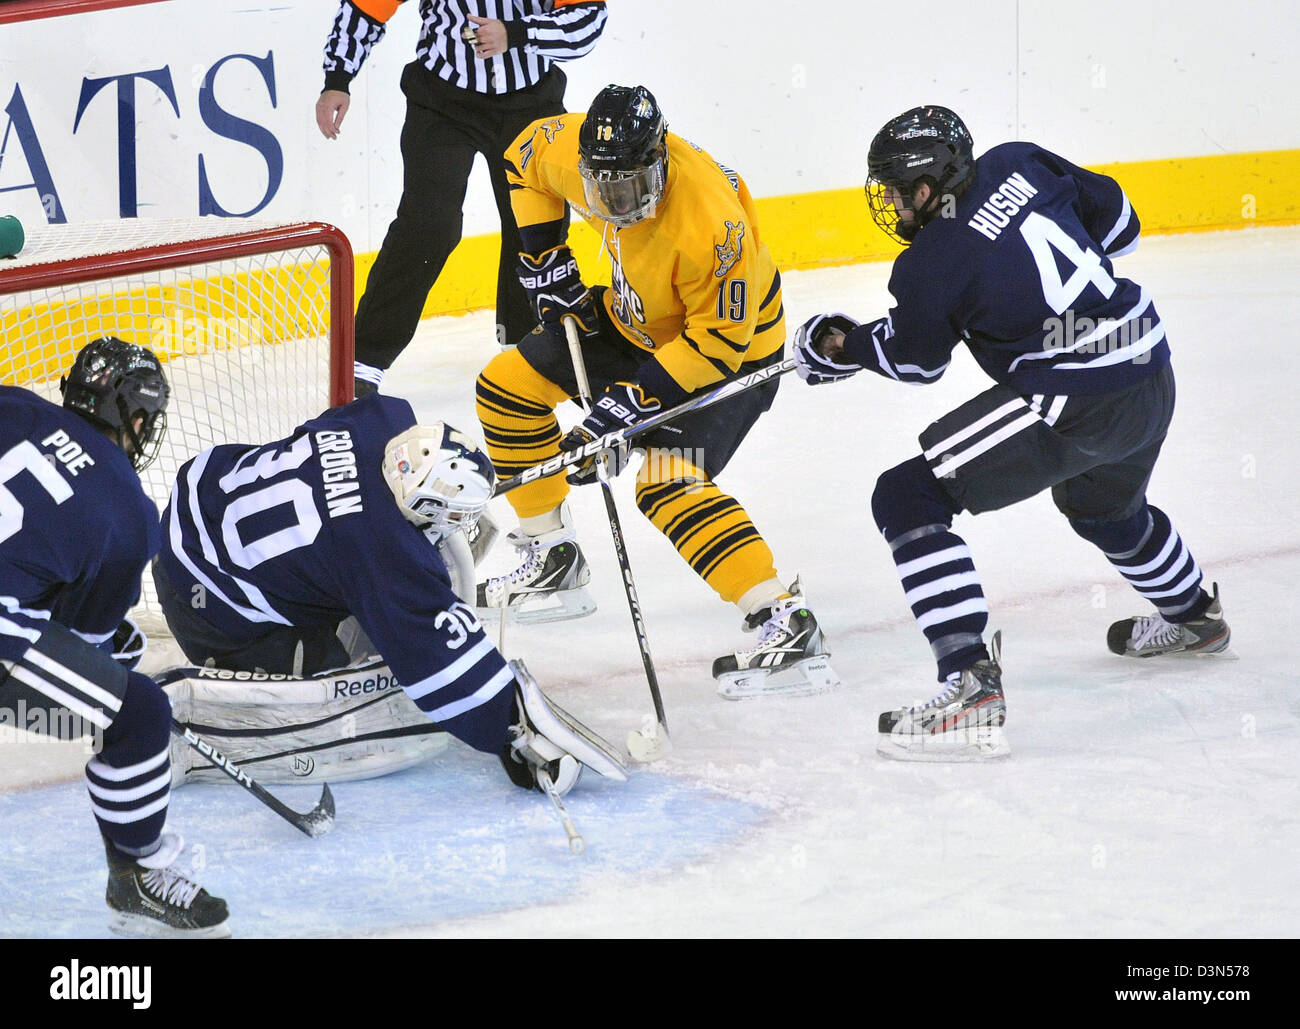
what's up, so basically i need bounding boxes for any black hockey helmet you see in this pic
[60,336,169,471]
[866,105,975,244]
[578,84,668,227]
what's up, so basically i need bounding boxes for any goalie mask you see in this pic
[60,336,169,471]
[382,422,496,538]
[866,105,975,245]
[578,84,668,228]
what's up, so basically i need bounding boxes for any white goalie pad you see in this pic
[160,660,448,787]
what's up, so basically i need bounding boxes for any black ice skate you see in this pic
[877,631,1010,761]
[104,832,230,939]
[712,579,840,699]
[476,507,595,624]
[1107,583,1231,658]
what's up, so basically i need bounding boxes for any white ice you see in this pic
[3,226,1298,938]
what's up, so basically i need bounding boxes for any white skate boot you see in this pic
[475,504,596,624]
[712,578,840,699]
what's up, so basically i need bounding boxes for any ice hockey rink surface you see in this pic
[2,225,1297,939]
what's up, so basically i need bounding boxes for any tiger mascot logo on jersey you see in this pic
[715,220,745,277]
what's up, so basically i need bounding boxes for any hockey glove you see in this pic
[560,381,662,485]
[110,616,147,670]
[498,660,626,794]
[517,245,599,340]
[793,312,863,385]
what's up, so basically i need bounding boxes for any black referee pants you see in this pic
[354,62,568,369]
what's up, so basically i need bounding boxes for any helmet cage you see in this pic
[578,150,666,227]
[865,105,974,245]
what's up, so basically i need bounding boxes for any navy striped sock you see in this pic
[889,524,989,679]
[1103,505,1205,620]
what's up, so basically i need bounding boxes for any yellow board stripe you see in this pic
[362,147,1300,319]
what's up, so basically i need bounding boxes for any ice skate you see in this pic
[475,505,595,624]
[104,831,230,939]
[712,578,840,699]
[877,631,1009,761]
[1107,583,1230,658]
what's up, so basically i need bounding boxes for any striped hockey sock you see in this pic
[889,525,990,680]
[1099,506,1206,620]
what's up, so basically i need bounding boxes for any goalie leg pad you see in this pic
[162,660,449,786]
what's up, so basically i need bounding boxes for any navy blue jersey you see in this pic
[157,393,513,753]
[843,142,1167,396]
[0,386,157,653]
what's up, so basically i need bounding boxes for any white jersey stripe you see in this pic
[931,411,1041,479]
[424,664,514,723]
[404,636,496,701]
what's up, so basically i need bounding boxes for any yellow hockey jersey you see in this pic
[506,114,786,397]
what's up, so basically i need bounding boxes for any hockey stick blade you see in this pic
[172,721,335,838]
[494,357,798,496]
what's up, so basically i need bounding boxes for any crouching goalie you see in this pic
[151,393,625,797]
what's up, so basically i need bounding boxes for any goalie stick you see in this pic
[564,316,671,762]
[167,718,335,838]
[494,356,798,497]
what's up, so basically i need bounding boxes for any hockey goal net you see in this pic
[0,218,354,634]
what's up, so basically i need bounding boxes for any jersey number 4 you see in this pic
[1019,211,1116,314]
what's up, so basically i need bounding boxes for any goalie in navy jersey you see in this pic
[793,105,1230,761]
[151,393,626,798]
[0,337,228,937]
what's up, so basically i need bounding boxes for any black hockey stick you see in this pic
[564,317,671,761]
[494,355,797,497]
[169,719,335,838]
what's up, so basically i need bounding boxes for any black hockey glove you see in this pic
[517,245,599,340]
[560,381,662,485]
[110,616,146,670]
[793,312,863,385]
[498,688,582,795]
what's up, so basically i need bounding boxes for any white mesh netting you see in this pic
[1,218,347,634]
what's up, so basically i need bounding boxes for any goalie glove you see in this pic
[498,660,628,796]
[517,245,599,340]
[793,312,863,385]
[110,616,147,670]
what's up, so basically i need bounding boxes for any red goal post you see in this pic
[0,218,355,633]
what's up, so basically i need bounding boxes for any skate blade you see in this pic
[715,655,841,701]
[876,724,1011,762]
[108,911,232,939]
[477,586,597,626]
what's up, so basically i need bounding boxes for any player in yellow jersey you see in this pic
[473,84,839,698]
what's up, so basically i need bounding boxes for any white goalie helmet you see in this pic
[382,422,496,537]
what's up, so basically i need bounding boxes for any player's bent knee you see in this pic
[103,671,172,754]
[871,455,960,540]
[1067,505,1149,552]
